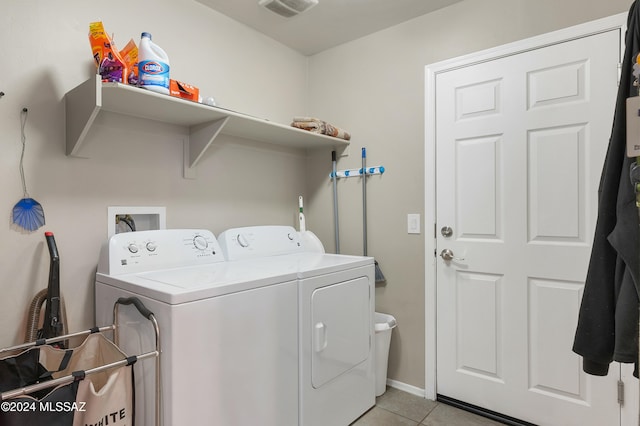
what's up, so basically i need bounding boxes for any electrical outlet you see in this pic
[408,214,420,234]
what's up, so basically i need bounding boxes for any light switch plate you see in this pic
[408,214,420,234]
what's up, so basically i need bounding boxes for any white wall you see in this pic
[0,0,310,346]
[306,0,633,390]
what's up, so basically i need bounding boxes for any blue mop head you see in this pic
[12,197,45,232]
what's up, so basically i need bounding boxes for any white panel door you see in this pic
[435,29,623,425]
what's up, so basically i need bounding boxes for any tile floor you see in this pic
[351,387,507,426]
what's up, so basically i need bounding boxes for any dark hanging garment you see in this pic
[573,1,640,377]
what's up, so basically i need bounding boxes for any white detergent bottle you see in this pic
[138,32,170,94]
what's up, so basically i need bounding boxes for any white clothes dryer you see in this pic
[95,229,299,426]
[217,226,376,426]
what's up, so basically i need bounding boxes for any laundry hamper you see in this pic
[374,312,397,396]
[0,297,160,426]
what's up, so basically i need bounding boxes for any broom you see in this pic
[362,147,386,283]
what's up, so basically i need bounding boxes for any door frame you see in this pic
[424,12,627,401]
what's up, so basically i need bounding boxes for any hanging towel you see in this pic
[573,0,640,377]
[291,117,351,140]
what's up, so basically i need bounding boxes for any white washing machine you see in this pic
[218,226,376,426]
[95,229,299,426]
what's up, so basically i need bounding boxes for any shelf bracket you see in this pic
[65,75,102,157]
[183,116,229,179]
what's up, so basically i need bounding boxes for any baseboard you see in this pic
[386,378,428,399]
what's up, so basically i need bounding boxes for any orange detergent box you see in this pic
[170,80,199,101]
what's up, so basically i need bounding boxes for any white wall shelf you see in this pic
[65,75,350,178]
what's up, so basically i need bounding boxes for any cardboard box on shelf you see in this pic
[170,79,199,101]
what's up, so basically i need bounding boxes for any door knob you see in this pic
[440,249,464,261]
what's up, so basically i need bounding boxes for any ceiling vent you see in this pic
[259,0,319,18]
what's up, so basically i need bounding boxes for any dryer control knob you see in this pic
[146,242,157,252]
[193,235,209,250]
[127,244,139,254]
[237,234,249,248]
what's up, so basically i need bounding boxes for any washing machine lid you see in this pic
[96,262,298,304]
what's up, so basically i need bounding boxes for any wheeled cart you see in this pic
[0,297,160,426]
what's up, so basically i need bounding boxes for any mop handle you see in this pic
[332,151,340,253]
[362,148,368,256]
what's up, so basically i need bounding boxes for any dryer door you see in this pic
[311,276,370,388]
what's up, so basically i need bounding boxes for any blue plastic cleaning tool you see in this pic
[12,108,45,232]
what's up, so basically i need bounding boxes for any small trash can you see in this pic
[374,312,397,396]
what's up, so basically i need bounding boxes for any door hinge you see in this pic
[617,379,624,405]
[617,62,622,86]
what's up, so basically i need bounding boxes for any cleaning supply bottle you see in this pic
[298,196,306,232]
[138,32,170,94]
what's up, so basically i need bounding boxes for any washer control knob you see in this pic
[287,233,295,241]
[237,234,249,248]
[146,242,157,252]
[127,244,139,254]
[193,235,208,250]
